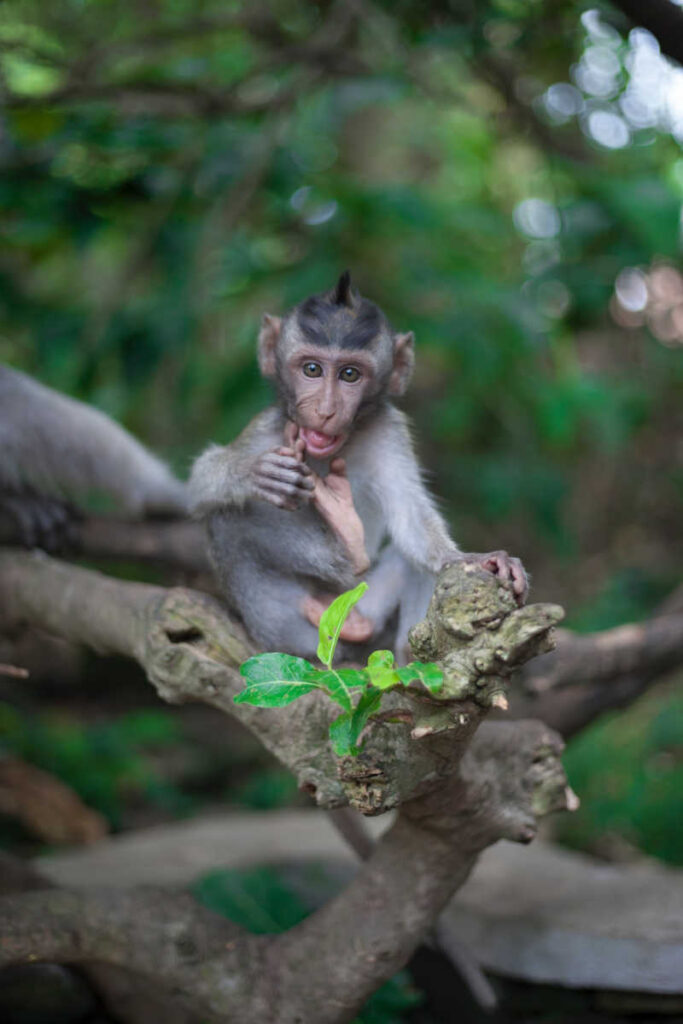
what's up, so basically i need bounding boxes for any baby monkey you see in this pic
[190,272,526,660]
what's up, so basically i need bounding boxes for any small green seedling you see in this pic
[235,582,444,756]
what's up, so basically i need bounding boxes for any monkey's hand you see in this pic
[250,447,315,510]
[311,458,370,576]
[0,494,80,552]
[454,550,528,606]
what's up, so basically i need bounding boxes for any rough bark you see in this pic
[0,551,562,813]
[0,547,578,1020]
[4,519,681,739]
[0,721,572,1024]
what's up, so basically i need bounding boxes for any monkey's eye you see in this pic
[339,366,361,383]
[303,362,323,378]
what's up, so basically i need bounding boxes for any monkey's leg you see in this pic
[301,593,374,642]
[223,562,323,660]
[395,563,436,663]
[355,545,406,633]
[310,459,370,575]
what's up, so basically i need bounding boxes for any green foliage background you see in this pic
[1,0,682,867]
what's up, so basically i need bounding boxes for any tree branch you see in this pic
[0,515,210,574]
[517,594,683,737]
[272,719,571,1023]
[522,613,683,695]
[0,551,563,814]
[0,720,572,1024]
[0,546,579,1020]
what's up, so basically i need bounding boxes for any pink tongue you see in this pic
[305,430,337,447]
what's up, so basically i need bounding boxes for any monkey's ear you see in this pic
[388,331,415,396]
[332,270,354,308]
[257,314,282,378]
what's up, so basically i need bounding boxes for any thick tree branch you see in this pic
[0,547,578,1020]
[0,887,261,1022]
[522,614,683,695]
[0,551,562,814]
[272,720,571,1024]
[517,594,683,737]
[0,721,572,1024]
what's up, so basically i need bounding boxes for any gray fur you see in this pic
[0,366,187,517]
[190,401,461,660]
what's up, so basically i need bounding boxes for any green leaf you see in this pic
[235,682,319,707]
[316,582,369,668]
[367,650,395,669]
[240,653,318,683]
[396,662,444,695]
[316,667,368,711]
[235,653,320,707]
[329,687,383,756]
[366,649,400,691]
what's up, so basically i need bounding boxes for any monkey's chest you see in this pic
[350,486,384,561]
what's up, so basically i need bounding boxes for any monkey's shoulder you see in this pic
[230,405,286,453]
[345,403,415,471]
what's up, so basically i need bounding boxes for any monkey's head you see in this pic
[258,272,414,459]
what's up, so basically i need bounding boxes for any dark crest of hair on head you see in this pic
[297,271,386,350]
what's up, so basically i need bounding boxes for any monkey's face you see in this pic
[257,273,416,458]
[282,345,378,458]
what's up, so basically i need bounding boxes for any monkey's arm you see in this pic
[370,407,461,574]
[371,408,527,601]
[0,367,186,523]
[189,407,314,514]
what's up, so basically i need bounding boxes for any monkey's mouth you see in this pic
[300,428,345,458]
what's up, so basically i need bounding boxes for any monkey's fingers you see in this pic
[482,552,528,606]
[274,450,313,473]
[254,484,300,511]
[294,437,306,463]
[256,476,313,506]
[265,451,313,478]
[509,557,529,605]
[283,421,299,448]
[257,464,314,491]
[329,457,347,475]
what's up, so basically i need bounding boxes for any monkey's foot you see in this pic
[302,594,374,643]
[0,495,80,552]
[311,459,370,575]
